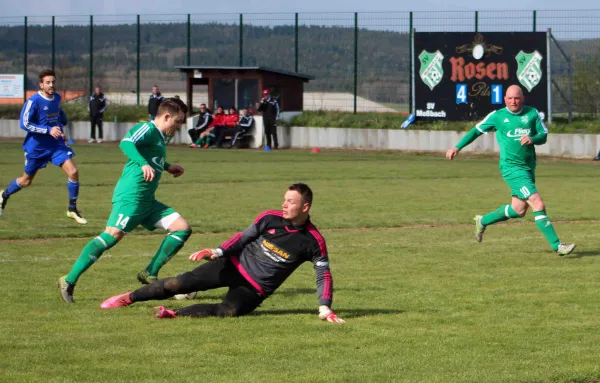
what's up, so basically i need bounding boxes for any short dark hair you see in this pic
[39,69,56,83]
[157,97,188,118]
[288,183,313,205]
[200,103,207,108]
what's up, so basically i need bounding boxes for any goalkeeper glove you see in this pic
[318,305,345,324]
[189,248,223,261]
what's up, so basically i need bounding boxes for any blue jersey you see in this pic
[19,92,68,157]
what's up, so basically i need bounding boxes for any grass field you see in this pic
[1,141,600,382]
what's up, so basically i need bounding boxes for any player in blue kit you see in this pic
[0,69,87,224]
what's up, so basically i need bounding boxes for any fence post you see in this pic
[51,16,55,70]
[187,14,191,66]
[295,13,299,73]
[475,11,478,32]
[353,12,358,114]
[533,10,537,32]
[136,15,140,105]
[239,14,243,66]
[409,12,413,114]
[89,15,93,96]
[23,16,27,104]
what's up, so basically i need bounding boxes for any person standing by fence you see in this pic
[88,87,108,143]
[257,89,280,150]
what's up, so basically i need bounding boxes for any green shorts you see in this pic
[502,169,538,200]
[106,200,179,233]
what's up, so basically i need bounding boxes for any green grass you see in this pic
[1,141,600,382]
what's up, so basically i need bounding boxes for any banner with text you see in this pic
[0,74,24,98]
[414,32,548,121]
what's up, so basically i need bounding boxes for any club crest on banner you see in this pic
[419,50,444,90]
[516,50,543,91]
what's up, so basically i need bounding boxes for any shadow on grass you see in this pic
[566,250,600,259]
[252,307,419,318]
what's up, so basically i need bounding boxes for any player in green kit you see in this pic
[446,85,576,256]
[58,98,192,303]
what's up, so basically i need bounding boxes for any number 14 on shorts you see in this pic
[116,214,130,229]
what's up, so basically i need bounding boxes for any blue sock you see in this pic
[67,180,79,209]
[3,179,22,199]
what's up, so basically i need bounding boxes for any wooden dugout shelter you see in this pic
[175,66,314,112]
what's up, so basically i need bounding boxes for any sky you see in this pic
[0,0,597,17]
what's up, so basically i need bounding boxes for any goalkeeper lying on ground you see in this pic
[101,183,345,324]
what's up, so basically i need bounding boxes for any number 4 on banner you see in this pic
[456,84,467,104]
[491,84,503,105]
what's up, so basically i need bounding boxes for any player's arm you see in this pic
[446,111,496,159]
[240,116,254,131]
[275,100,280,120]
[165,161,184,178]
[119,125,154,180]
[189,211,275,261]
[312,249,344,324]
[195,114,211,130]
[530,111,548,145]
[59,109,68,127]
[19,100,50,134]
[100,97,108,113]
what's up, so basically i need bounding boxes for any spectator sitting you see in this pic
[188,104,212,147]
[192,106,225,148]
[211,107,254,148]
[210,107,239,145]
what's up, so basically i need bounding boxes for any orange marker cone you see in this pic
[312,147,321,153]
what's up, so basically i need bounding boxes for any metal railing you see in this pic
[0,10,598,117]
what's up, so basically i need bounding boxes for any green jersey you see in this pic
[456,106,548,174]
[112,122,169,203]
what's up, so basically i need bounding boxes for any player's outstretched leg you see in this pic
[66,180,87,224]
[138,221,191,284]
[532,210,576,256]
[61,160,87,225]
[473,215,486,242]
[475,205,522,242]
[59,232,119,303]
[0,179,25,217]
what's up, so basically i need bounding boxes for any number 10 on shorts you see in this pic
[456,84,467,104]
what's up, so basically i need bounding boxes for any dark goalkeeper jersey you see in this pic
[218,210,334,306]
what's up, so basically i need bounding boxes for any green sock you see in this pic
[481,205,521,226]
[194,136,204,145]
[533,210,560,251]
[145,230,191,277]
[66,233,118,284]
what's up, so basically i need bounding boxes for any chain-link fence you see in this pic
[0,11,599,117]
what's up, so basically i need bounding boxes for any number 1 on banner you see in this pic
[456,84,467,104]
[491,84,503,104]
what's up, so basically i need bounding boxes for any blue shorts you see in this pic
[24,145,75,176]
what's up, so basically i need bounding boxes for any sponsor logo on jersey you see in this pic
[151,156,165,171]
[504,118,510,123]
[261,239,290,262]
[419,50,444,90]
[506,128,530,139]
[520,115,529,124]
[268,229,276,235]
[43,106,49,110]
